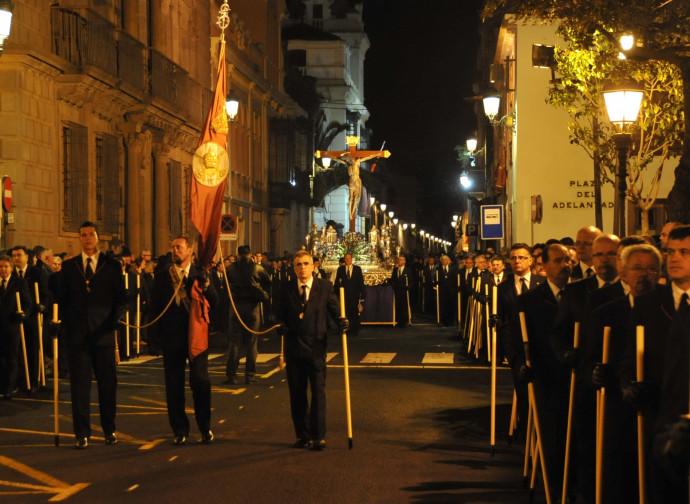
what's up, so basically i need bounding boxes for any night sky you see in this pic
[362,0,485,234]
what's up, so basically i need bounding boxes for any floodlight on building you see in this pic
[620,34,634,51]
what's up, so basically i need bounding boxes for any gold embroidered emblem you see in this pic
[192,142,229,187]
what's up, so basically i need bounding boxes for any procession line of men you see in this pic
[447,224,690,504]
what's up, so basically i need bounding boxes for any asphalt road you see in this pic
[0,321,547,503]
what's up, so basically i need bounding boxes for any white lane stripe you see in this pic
[422,353,455,364]
[360,353,396,364]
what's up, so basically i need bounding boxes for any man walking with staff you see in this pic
[275,250,348,451]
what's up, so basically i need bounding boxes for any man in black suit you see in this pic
[334,253,365,336]
[422,255,438,315]
[11,245,48,391]
[312,257,327,280]
[390,255,412,328]
[588,244,663,502]
[225,245,270,385]
[0,254,33,399]
[498,244,546,430]
[571,226,602,279]
[618,225,690,502]
[149,237,218,446]
[54,222,127,449]
[518,243,572,498]
[437,254,459,326]
[275,250,347,450]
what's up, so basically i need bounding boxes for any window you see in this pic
[62,122,88,231]
[346,110,359,137]
[95,134,121,234]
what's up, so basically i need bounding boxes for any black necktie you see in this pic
[301,285,308,304]
[17,270,23,279]
[557,290,564,302]
[680,292,689,310]
[585,267,594,278]
[347,267,351,279]
[519,277,527,294]
[0,278,5,294]
[85,257,94,279]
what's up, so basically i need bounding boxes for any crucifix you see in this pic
[315,136,391,232]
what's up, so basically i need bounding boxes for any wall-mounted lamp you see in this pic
[483,88,515,130]
[0,0,13,53]
[460,172,472,189]
[225,95,239,122]
[379,203,387,212]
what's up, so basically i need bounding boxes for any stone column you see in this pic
[124,131,152,255]
[153,144,171,255]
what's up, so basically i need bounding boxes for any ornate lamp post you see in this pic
[602,80,643,237]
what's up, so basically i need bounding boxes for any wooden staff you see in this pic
[279,334,285,370]
[435,270,440,324]
[595,326,611,504]
[523,397,534,488]
[466,277,476,354]
[562,322,580,504]
[34,283,46,387]
[490,285,498,456]
[457,275,462,328]
[636,326,646,504]
[124,272,130,358]
[16,292,31,394]
[473,280,483,359]
[52,303,60,446]
[508,388,517,446]
[519,311,552,504]
[405,276,411,325]
[340,287,353,449]
[485,284,491,362]
[136,273,141,357]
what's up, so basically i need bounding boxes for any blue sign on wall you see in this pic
[480,205,504,240]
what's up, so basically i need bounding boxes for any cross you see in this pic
[315,136,391,233]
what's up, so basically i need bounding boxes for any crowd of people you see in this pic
[387,221,689,504]
[2,219,690,503]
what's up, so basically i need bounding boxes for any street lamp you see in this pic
[0,0,13,53]
[602,79,643,237]
[482,88,515,129]
[225,96,239,121]
[460,172,471,189]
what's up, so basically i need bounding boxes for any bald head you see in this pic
[575,226,603,264]
[592,234,620,282]
[660,221,682,249]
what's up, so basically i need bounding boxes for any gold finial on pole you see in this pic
[217,1,230,40]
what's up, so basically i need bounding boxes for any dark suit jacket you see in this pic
[498,273,545,367]
[571,262,593,280]
[55,252,127,348]
[275,277,340,361]
[618,284,675,448]
[149,264,218,353]
[517,280,568,408]
[0,275,33,338]
[390,265,412,295]
[459,266,477,296]
[334,264,365,302]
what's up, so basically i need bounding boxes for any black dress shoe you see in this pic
[222,376,239,385]
[201,431,214,444]
[292,439,309,449]
[105,433,118,445]
[173,435,187,446]
[309,439,326,451]
[245,375,257,384]
[75,437,89,449]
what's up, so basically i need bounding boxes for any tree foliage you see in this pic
[546,27,684,233]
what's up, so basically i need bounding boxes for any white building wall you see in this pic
[510,23,677,243]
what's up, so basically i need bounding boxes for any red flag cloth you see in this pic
[190,41,229,268]
[188,279,210,360]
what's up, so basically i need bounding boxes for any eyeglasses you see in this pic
[592,251,618,259]
[294,262,312,267]
[628,266,660,274]
[510,256,531,262]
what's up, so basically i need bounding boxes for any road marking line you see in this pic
[139,439,166,451]
[208,353,225,361]
[360,353,396,364]
[262,367,282,378]
[422,353,455,364]
[239,353,279,363]
[0,455,89,501]
[326,352,338,362]
[211,387,246,394]
[127,484,140,491]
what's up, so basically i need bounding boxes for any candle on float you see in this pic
[339,287,346,318]
[492,285,498,315]
[636,326,644,382]
[53,303,58,322]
